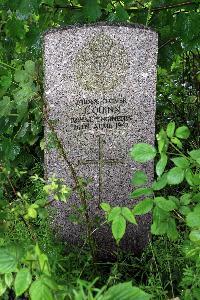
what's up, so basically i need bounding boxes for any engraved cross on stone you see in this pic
[77,135,124,204]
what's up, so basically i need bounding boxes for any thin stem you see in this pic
[0,61,16,70]
[169,141,188,159]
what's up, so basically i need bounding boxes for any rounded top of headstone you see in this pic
[43,22,157,37]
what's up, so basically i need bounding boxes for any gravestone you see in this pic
[44,24,158,258]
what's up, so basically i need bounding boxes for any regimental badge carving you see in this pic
[74,34,129,91]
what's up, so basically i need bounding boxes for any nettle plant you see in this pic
[101,122,200,246]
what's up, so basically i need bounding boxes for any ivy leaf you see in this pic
[175,126,190,139]
[166,121,175,138]
[156,153,167,176]
[111,215,126,243]
[167,167,185,185]
[83,0,101,22]
[121,207,137,224]
[14,268,32,296]
[131,170,148,186]
[171,157,190,168]
[133,199,153,215]
[130,143,156,163]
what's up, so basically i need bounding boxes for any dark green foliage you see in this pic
[0,0,200,299]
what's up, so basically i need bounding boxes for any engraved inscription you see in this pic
[74,34,129,91]
[70,96,132,131]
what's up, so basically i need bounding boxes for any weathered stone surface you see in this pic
[44,23,158,258]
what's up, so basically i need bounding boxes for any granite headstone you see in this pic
[44,24,158,258]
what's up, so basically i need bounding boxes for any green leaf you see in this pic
[100,202,111,212]
[14,268,32,296]
[83,0,101,22]
[171,157,190,168]
[131,170,148,186]
[5,273,13,288]
[0,96,11,117]
[171,137,182,149]
[29,279,53,300]
[0,247,20,273]
[156,153,167,176]
[154,197,177,212]
[152,173,167,191]
[175,126,190,139]
[166,121,175,138]
[185,169,194,186]
[130,143,156,163]
[156,129,168,154]
[103,282,151,300]
[189,149,200,164]
[130,188,153,198]
[0,280,6,297]
[108,207,121,221]
[133,199,153,215]
[189,230,200,242]
[112,215,126,243]
[114,4,129,22]
[14,70,27,83]
[180,193,191,205]
[25,60,35,75]
[121,207,137,224]
[28,207,37,218]
[167,167,185,185]
[186,207,200,228]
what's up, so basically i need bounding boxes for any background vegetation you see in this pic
[0,0,199,299]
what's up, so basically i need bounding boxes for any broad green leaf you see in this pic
[133,199,153,215]
[0,96,11,117]
[130,188,153,198]
[166,217,178,240]
[0,247,20,273]
[171,157,190,168]
[151,207,169,235]
[114,4,129,22]
[14,268,32,296]
[166,122,175,138]
[121,207,137,224]
[180,193,191,205]
[108,207,121,221]
[5,273,13,288]
[152,173,167,191]
[28,207,37,218]
[103,282,151,300]
[25,60,35,75]
[154,197,177,212]
[186,209,200,228]
[156,153,167,176]
[100,202,111,212]
[175,126,190,139]
[131,170,148,186]
[29,279,53,300]
[167,167,185,185]
[83,0,101,22]
[189,230,200,242]
[189,149,200,164]
[14,70,27,83]
[112,215,126,242]
[130,143,156,163]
